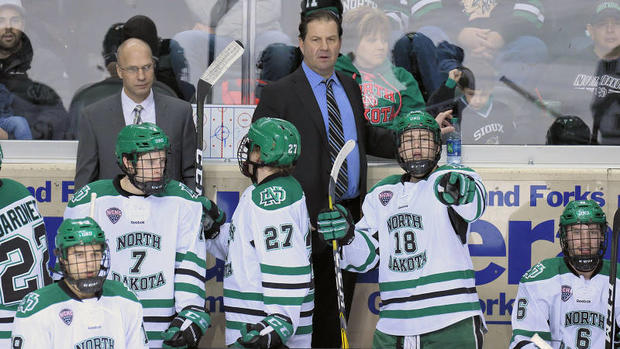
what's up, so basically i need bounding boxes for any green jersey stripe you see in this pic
[260,264,311,275]
[140,299,175,308]
[264,296,306,306]
[0,331,10,339]
[147,331,163,340]
[343,231,377,272]
[174,283,205,298]
[379,269,475,292]
[224,289,263,301]
[380,301,481,319]
[510,329,552,342]
[175,251,207,269]
[227,321,312,335]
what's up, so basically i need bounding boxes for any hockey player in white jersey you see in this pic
[0,144,51,346]
[206,117,313,348]
[510,200,620,348]
[317,110,487,348]
[11,217,149,348]
[62,123,224,348]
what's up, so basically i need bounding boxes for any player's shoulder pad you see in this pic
[68,180,116,207]
[102,280,140,303]
[0,178,32,201]
[252,175,303,211]
[15,283,70,318]
[157,180,200,201]
[520,257,568,283]
[369,174,403,193]
[599,259,620,279]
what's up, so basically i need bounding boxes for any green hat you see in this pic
[247,117,301,167]
[56,217,106,259]
[394,111,442,178]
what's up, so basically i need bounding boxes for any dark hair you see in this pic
[457,61,496,91]
[102,22,124,65]
[122,15,160,57]
[546,115,592,145]
[298,9,342,41]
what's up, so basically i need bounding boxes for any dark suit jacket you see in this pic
[74,91,196,190]
[253,66,394,249]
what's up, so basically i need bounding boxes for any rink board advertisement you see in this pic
[3,163,620,348]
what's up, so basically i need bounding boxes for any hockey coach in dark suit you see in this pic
[252,7,394,348]
[75,38,196,190]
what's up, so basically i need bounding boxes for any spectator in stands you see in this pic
[0,0,69,139]
[122,15,194,102]
[68,22,177,139]
[542,0,620,133]
[74,38,196,191]
[0,82,30,139]
[590,44,620,144]
[427,62,517,144]
[337,6,425,129]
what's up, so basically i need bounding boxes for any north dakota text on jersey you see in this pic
[116,231,161,251]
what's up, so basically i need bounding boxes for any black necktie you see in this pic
[325,78,348,200]
[133,105,144,124]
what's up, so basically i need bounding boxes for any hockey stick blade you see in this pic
[530,334,553,349]
[89,192,97,218]
[605,208,620,348]
[195,40,245,195]
[328,140,356,208]
[499,76,563,119]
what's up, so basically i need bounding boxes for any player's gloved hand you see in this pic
[198,196,226,239]
[162,305,210,348]
[235,314,293,349]
[434,172,476,206]
[317,204,355,246]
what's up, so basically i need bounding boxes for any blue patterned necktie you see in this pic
[325,78,348,200]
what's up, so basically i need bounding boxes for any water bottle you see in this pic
[446,117,461,165]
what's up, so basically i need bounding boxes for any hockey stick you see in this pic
[499,76,563,118]
[89,193,97,218]
[605,208,620,349]
[195,40,245,195]
[530,334,553,349]
[328,139,356,349]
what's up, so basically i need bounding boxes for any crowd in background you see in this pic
[0,0,616,145]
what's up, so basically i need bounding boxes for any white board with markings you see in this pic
[193,105,255,160]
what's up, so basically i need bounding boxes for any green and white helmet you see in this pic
[238,117,301,182]
[55,217,110,294]
[393,111,441,178]
[559,200,607,272]
[115,122,170,194]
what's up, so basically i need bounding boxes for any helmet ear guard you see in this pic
[559,200,608,272]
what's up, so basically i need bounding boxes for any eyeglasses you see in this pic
[118,63,154,75]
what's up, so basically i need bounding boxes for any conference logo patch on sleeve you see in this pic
[59,308,73,325]
[379,190,393,206]
[106,207,122,224]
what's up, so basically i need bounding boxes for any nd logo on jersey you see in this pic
[259,186,286,206]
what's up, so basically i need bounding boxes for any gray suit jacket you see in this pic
[74,91,196,190]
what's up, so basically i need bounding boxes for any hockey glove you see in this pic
[199,196,226,239]
[434,172,476,206]
[162,305,210,348]
[317,204,355,246]
[235,314,293,349]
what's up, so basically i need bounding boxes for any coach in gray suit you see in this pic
[75,38,196,190]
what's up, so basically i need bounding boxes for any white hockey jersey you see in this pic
[0,178,51,347]
[338,165,487,336]
[11,280,148,348]
[63,178,206,348]
[510,257,620,349]
[206,175,313,347]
